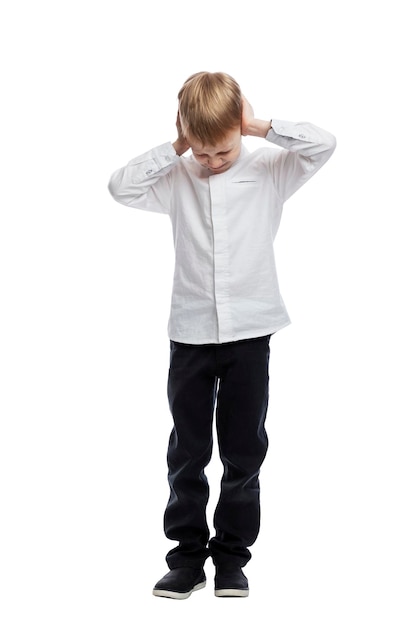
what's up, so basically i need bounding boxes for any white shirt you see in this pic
[108,120,336,344]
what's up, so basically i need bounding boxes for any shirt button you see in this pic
[145,169,153,175]
[299,134,306,139]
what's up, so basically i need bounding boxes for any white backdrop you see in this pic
[1,1,416,624]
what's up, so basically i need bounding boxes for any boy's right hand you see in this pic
[173,112,190,156]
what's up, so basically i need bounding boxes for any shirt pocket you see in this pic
[231,178,259,187]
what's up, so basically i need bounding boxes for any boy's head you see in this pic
[178,71,243,174]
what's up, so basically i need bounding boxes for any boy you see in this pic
[108,72,336,599]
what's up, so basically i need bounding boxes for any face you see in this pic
[188,127,242,174]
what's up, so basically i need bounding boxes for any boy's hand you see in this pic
[241,95,271,138]
[241,95,255,136]
[172,112,190,156]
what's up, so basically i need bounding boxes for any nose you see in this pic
[207,156,223,169]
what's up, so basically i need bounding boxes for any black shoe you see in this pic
[153,567,206,599]
[214,565,249,597]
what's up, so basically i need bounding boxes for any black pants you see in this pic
[164,335,271,569]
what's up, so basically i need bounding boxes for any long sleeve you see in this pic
[266,120,336,202]
[108,142,179,213]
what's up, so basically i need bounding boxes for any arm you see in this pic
[241,96,336,201]
[108,142,178,212]
[108,116,189,212]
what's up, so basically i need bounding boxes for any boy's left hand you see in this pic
[241,95,271,138]
[241,96,255,136]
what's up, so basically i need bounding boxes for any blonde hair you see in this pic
[178,71,242,145]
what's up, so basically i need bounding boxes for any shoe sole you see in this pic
[215,588,249,598]
[153,581,206,600]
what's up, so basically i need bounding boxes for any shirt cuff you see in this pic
[127,142,179,177]
[267,120,315,144]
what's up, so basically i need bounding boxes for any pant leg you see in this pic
[164,341,217,569]
[209,335,271,567]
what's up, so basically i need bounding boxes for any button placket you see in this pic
[209,175,234,342]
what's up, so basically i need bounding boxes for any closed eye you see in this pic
[195,151,230,157]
